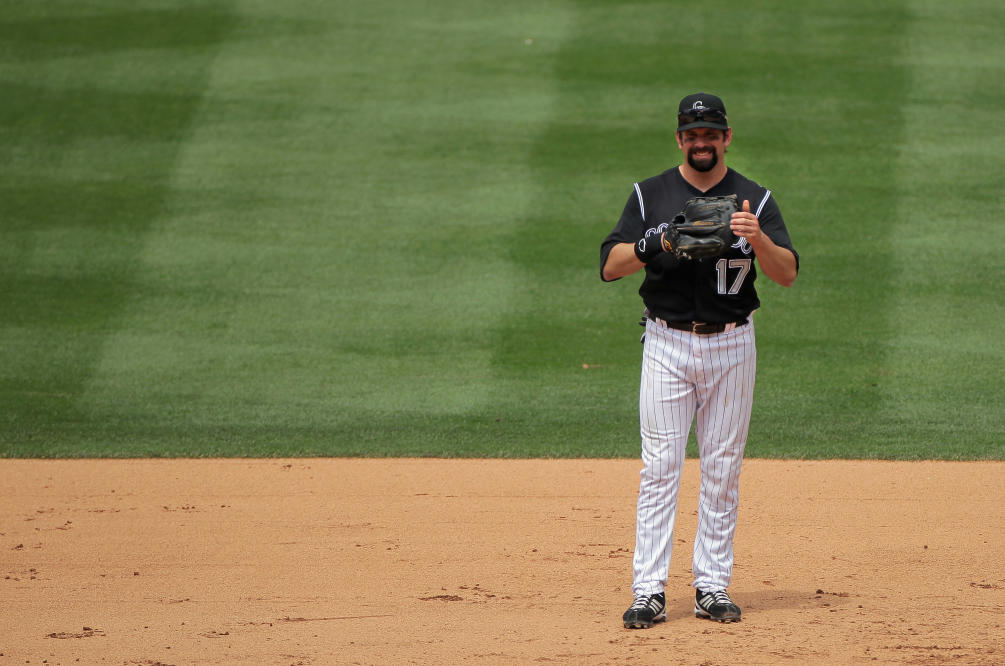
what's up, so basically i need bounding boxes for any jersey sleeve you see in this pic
[753,193,800,271]
[600,186,645,282]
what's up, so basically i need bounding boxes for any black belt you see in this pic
[647,314,748,335]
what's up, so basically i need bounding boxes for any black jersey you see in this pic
[601,167,799,323]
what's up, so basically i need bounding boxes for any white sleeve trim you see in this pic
[633,182,645,222]
[754,190,771,217]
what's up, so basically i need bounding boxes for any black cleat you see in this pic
[694,589,742,622]
[623,592,666,629]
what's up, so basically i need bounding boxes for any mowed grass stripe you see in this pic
[750,1,1003,458]
[881,1,1004,457]
[0,5,238,455]
[314,3,579,454]
[49,2,572,455]
[722,3,915,458]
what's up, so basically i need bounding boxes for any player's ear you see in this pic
[675,131,685,150]
[723,128,733,146]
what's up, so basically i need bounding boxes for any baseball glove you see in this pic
[665,194,739,260]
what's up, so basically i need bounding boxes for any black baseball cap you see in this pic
[677,93,728,131]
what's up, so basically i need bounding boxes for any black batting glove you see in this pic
[634,234,663,263]
[633,227,679,263]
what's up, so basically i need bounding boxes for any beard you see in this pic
[687,148,718,172]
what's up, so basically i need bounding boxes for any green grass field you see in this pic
[2,0,1002,459]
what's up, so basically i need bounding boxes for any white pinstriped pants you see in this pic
[632,317,756,596]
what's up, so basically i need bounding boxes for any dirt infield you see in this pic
[2,459,1002,665]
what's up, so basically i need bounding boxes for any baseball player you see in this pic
[600,93,799,628]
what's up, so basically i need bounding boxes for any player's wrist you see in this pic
[634,234,665,263]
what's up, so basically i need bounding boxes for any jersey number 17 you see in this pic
[715,258,751,295]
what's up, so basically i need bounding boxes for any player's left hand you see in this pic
[730,199,763,244]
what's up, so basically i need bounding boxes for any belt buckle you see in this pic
[691,321,707,334]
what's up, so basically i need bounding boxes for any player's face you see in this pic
[677,128,731,172]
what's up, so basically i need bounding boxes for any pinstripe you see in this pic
[633,319,756,597]
[692,322,755,590]
[634,321,693,596]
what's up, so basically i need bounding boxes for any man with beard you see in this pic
[600,92,799,629]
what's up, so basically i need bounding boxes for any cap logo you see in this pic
[692,101,705,110]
